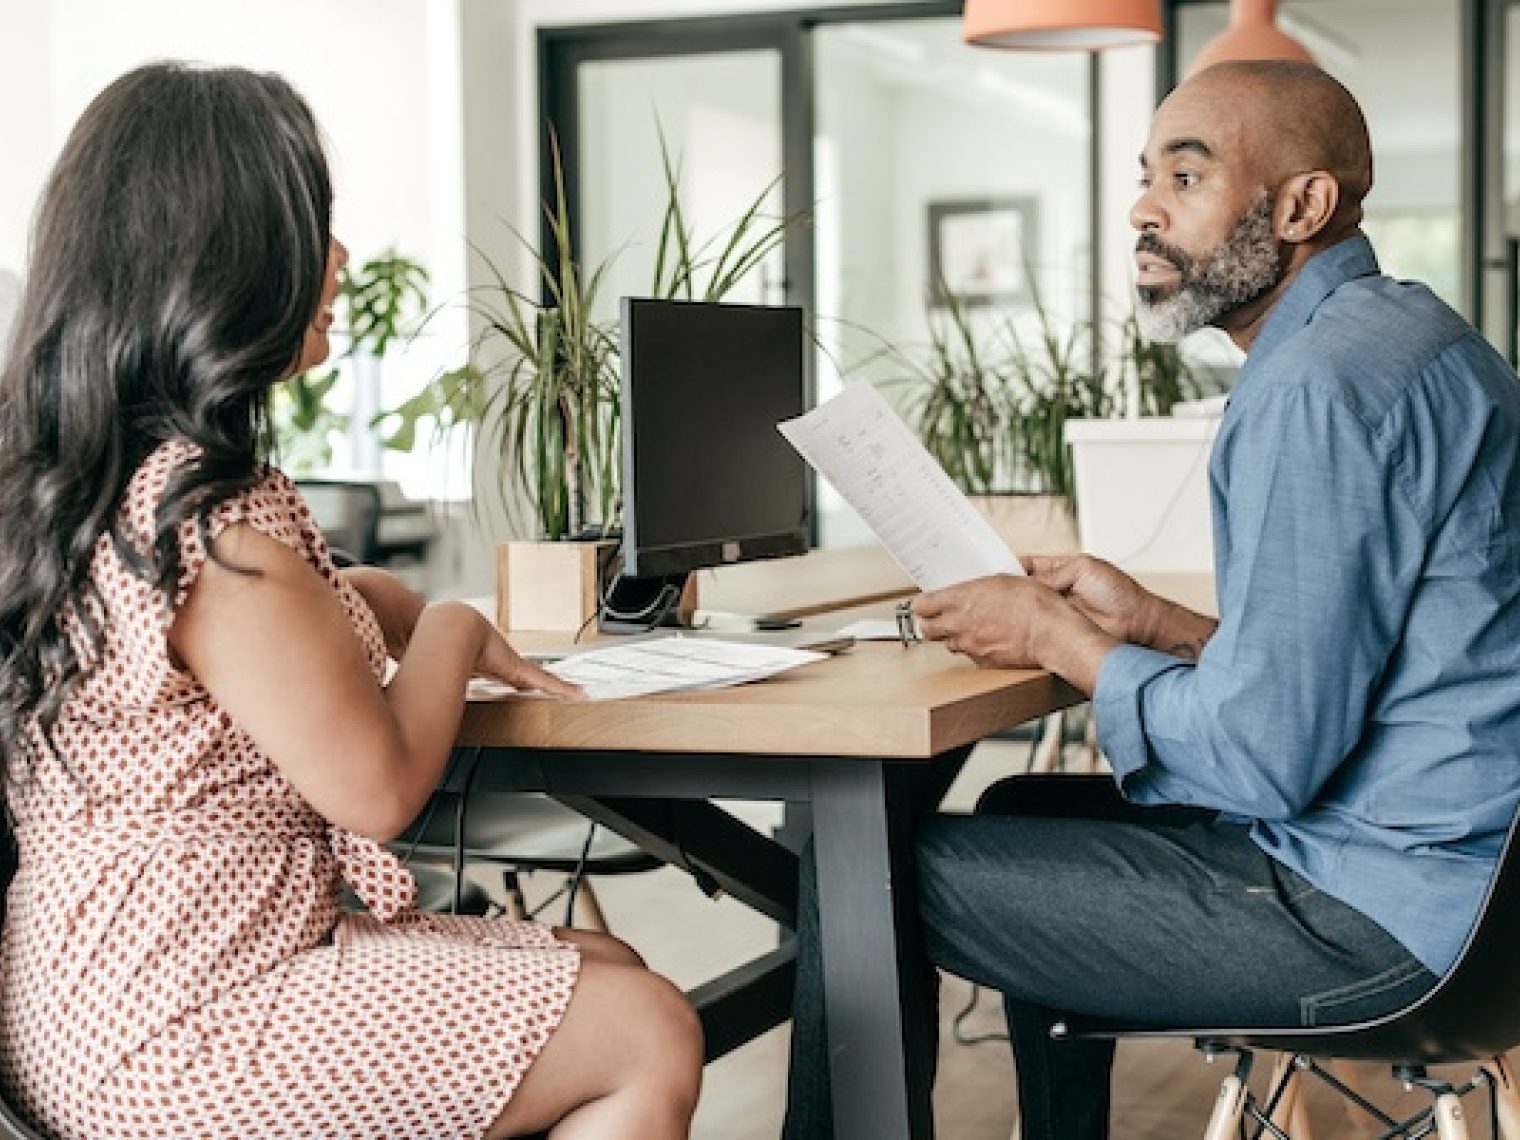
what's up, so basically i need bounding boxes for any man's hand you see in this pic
[1027,554,1216,662]
[1025,555,1157,645]
[912,574,1117,694]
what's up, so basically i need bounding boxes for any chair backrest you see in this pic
[293,478,383,565]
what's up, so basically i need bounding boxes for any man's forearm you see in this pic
[1041,621,1121,696]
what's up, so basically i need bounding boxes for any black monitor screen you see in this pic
[619,297,809,579]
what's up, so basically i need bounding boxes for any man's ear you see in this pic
[1275,170,1339,243]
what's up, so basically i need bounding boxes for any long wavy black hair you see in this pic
[0,62,332,772]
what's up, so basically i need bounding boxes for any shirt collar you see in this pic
[1240,233,1381,372]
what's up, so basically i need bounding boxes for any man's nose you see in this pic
[1129,189,1163,235]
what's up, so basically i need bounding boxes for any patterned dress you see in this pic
[0,442,580,1139]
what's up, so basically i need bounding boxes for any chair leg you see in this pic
[1400,1068,1473,1140]
[1075,711,1103,774]
[1266,1052,1312,1139]
[1028,712,1066,773]
[573,879,610,933]
[1483,1056,1520,1139]
[1431,1089,1472,1140]
[501,870,529,921]
[1201,1050,1252,1140]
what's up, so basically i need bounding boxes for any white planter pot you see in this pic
[496,540,618,631]
[1064,417,1219,574]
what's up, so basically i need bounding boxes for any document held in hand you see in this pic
[778,383,1025,591]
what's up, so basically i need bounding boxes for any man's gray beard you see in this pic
[1136,192,1281,344]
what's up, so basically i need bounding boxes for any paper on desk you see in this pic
[778,384,1024,590]
[468,636,825,702]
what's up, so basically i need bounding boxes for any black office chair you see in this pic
[0,817,62,1140]
[293,477,383,565]
[1049,807,1520,1139]
[393,790,663,930]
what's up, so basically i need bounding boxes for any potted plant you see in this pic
[886,276,1199,555]
[377,133,794,629]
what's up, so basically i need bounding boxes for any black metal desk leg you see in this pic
[811,759,938,1140]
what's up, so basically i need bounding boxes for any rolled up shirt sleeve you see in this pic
[1095,380,1419,821]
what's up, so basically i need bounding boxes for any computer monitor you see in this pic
[600,296,810,631]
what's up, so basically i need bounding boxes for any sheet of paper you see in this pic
[778,383,1024,590]
[468,636,825,702]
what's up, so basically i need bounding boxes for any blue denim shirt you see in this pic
[1096,235,1520,975]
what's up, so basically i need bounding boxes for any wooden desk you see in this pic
[461,638,1081,1140]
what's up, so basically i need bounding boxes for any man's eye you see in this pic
[1138,174,1153,190]
[1175,170,1199,189]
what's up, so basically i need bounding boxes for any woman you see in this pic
[0,62,701,1139]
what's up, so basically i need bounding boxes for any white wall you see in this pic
[0,3,53,273]
[0,0,451,290]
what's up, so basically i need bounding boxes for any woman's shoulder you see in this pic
[122,441,303,539]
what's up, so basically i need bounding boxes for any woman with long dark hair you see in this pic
[0,62,701,1139]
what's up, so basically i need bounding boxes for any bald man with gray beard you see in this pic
[784,61,1520,1140]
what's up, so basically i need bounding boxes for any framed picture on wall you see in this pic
[927,196,1037,308]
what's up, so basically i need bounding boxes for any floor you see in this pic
[509,738,1489,1139]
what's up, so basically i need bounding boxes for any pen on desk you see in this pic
[895,601,921,648]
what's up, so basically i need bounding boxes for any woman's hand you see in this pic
[473,621,584,699]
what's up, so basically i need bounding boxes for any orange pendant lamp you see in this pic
[1189,0,1314,74]
[963,0,1162,51]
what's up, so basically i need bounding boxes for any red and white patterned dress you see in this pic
[0,442,580,1139]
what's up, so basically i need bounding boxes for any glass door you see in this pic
[812,15,1093,543]
[571,48,787,320]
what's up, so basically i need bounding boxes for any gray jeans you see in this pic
[784,774,1438,1140]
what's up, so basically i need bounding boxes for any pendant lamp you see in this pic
[1189,0,1314,74]
[963,0,1162,51]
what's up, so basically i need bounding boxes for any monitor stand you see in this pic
[597,572,694,634]
[596,572,803,635]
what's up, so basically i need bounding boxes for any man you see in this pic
[785,60,1520,1139]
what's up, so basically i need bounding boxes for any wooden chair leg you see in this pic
[1202,1070,1249,1140]
[1266,1052,1311,1139]
[573,878,610,933]
[502,870,529,921]
[1431,1088,1473,1140]
[1028,712,1066,774]
[1483,1056,1520,1140]
[1201,1051,1252,1140]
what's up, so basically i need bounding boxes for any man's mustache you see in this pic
[1135,232,1195,277]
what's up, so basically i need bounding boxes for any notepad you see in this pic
[470,636,826,702]
[778,383,1024,590]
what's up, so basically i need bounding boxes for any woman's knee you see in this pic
[581,961,703,1092]
[553,926,646,969]
[638,970,704,1086]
